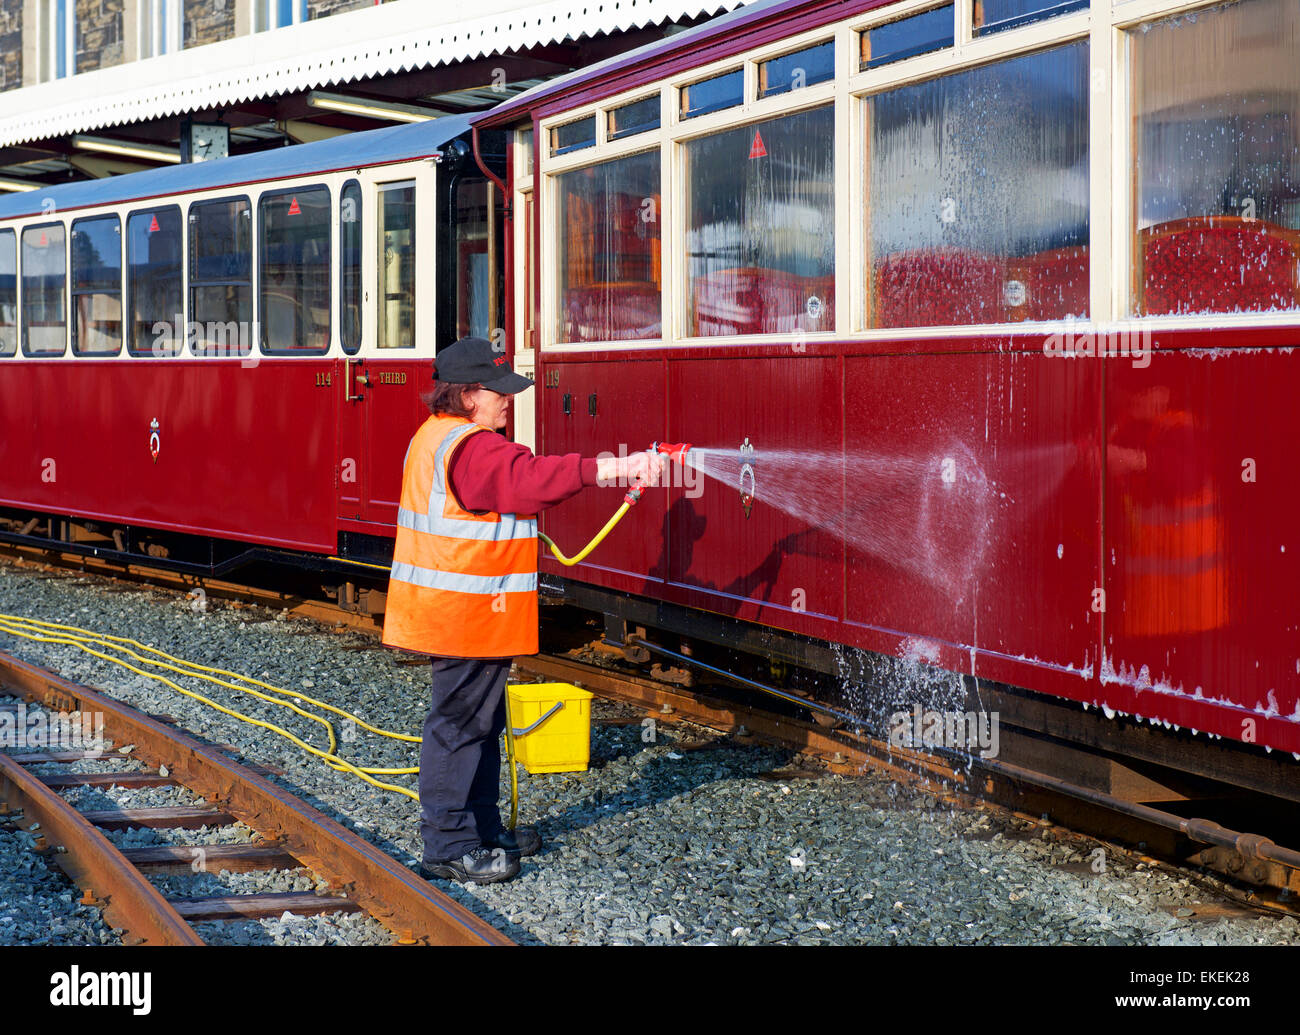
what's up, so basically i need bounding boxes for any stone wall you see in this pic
[185,0,235,49]
[0,0,20,92]
[76,0,124,74]
[308,0,382,18]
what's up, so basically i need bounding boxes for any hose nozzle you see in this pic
[653,442,693,466]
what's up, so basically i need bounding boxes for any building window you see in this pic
[684,105,836,337]
[71,215,123,356]
[127,206,183,357]
[1132,0,1300,317]
[376,180,416,349]
[256,0,307,31]
[557,150,662,343]
[864,42,1089,327]
[259,186,331,355]
[39,0,77,81]
[140,0,183,58]
[21,223,66,356]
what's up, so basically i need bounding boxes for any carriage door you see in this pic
[336,168,433,531]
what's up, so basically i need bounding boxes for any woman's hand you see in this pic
[624,450,667,486]
[596,451,668,487]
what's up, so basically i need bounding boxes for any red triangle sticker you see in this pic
[748,130,767,159]
[38,231,47,246]
[287,197,301,216]
[148,215,160,232]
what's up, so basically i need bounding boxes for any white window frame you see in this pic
[39,0,77,81]
[254,0,308,32]
[140,0,184,59]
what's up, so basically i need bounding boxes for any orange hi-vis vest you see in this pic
[382,415,539,658]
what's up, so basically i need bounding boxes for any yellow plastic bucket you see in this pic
[506,682,594,774]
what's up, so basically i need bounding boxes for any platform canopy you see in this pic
[0,0,747,151]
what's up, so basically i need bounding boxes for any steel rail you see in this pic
[0,651,512,947]
[0,750,204,946]
[977,754,1300,873]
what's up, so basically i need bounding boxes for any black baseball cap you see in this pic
[432,336,533,395]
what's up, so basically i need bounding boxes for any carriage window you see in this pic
[608,96,660,141]
[759,41,835,98]
[550,116,596,157]
[454,178,502,342]
[860,6,954,70]
[341,180,362,355]
[974,0,1086,37]
[1132,0,1300,317]
[557,150,661,343]
[864,41,1089,327]
[0,229,15,356]
[680,69,744,120]
[189,198,252,356]
[21,223,65,356]
[71,215,122,356]
[376,180,415,349]
[684,105,834,337]
[127,206,183,356]
[259,186,330,355]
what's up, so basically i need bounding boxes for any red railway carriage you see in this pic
[473,0,1300,757]
[0,117,506,586]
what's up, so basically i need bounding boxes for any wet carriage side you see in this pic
[476,0,1300,753]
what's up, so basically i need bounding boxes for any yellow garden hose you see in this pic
[0,611,423,797]
[0,610,531,832]
[503,710,519,832]
[538,499,636,566]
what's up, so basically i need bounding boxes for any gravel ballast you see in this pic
[1,559,1297,946]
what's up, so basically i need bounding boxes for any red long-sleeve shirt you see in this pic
[447,430,600,515]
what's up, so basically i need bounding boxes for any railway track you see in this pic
[3,543,1299,923]
[513,650,1300,917]
[0,649,510,946]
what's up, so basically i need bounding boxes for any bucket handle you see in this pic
[511,700,565,738]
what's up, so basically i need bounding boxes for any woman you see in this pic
[382,335,663,884]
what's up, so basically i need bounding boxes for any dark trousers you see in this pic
[419,656,512,862]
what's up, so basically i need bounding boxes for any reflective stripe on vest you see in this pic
[389,561,537,596]
[381,414,540,658]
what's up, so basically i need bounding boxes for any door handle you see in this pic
[346,360,367,401]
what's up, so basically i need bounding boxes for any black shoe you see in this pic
[420,846,520,884]
[486,825,541,858]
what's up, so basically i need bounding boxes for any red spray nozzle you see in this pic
[654,442,692,466]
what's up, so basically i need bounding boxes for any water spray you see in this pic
[538,442,692,566]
